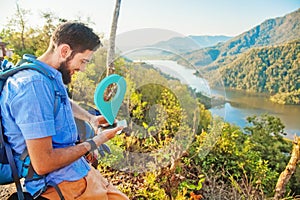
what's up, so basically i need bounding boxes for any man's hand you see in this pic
[89,115,108,133]
[93,126,123,146]
[71,100,110,132]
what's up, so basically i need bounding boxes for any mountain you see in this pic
[181,8,300,69]
[149,35,232,54]
[189,35,232,47]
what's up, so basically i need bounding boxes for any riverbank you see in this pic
[142,60,300,139]
[210,88,300,139]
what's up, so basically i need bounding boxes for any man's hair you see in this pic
[51,22,101,55]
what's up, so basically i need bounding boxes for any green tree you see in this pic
[192,116,291,197]
[34,11,59,56]
[3,4,32,56]
[245,114,292,172]
[1,8,61,59]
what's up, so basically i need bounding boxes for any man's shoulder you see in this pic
[2,69,54,100]
[8,69,52,86]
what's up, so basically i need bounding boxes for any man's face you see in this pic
[58,50,94,84]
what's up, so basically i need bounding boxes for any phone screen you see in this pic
[117,119,127,128]
[116,119,127,134]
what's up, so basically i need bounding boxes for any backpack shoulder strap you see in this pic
[0,117,25,199]
[0,59,54,90]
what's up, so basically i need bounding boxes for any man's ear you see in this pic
[60,44,72,59]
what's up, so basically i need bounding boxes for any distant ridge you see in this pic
[149,35,232,54]
[189,35,232,48]
[180,8,300,68]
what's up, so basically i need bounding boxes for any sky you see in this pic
[0,0,299,39]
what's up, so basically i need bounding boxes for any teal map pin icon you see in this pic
[94,74,127,125]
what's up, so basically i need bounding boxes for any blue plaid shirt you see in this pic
[0,60,90,196]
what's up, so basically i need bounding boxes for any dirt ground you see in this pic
[0,183,16,199]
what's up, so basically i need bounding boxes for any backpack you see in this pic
[0,54,65,200]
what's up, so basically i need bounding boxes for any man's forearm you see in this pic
[26,127,120,175]
[70,99,93,122]
[26,137,91,175]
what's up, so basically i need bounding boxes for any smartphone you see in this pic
[116,119,127,128]
[116,119,127,134]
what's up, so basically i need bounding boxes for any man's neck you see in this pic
[38,50,60,70]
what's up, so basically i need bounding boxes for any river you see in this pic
[143,60,300,139]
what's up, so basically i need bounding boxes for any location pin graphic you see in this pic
[94,74,127,125]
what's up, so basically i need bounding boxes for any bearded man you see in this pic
[0,22,129,200]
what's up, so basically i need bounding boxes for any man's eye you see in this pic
[81,59,90,64]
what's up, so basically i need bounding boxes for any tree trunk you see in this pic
[16,2,26,50]
[274,136,300,200]
[104,0,122,101]
[106,0,121,76]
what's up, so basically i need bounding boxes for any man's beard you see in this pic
[58,61,72,85]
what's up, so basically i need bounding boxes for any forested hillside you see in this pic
[83,58,300,199]
[73,55,300,199]
[213,40,300,104]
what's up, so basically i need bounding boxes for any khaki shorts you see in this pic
[41,167,129,200]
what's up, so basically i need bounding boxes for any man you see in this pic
[0,22,129,199]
